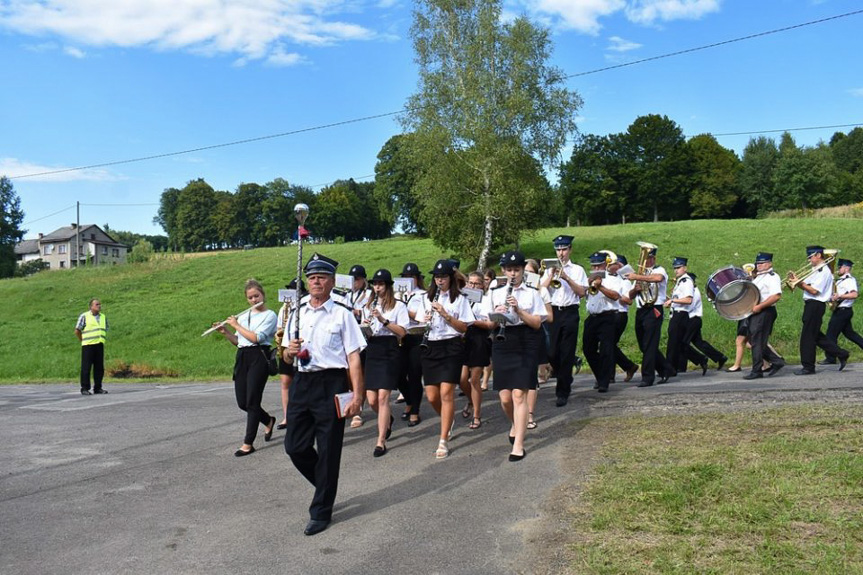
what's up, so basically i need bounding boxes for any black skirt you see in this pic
[492,325,539,391]
[463,325,491,368]
[421,336,464,385]
[365,336,402,391]
[278,353,295,376]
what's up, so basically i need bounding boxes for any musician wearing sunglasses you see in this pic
[541,235,588,407]
[282,253,366,536]
[584,252,622,393]
[789,246,850,375]
[821,259,863,365]
[744,252,785,380]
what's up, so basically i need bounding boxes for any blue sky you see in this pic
[2,0,861,239]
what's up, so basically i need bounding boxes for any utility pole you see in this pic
[76,201,80,267]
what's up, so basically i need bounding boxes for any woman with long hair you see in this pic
[481,252,547,462]
[419,259,476,459]
[215,279,278,457]
[361,269,409,457]
[459,271,495,430]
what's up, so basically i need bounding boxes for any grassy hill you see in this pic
[2,218,861,383]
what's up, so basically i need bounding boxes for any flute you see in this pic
[201,301,264,337]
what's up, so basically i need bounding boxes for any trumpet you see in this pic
[784,249,839,291]
[201,301,264,337]
[540,258,564,289]
[587,271,606,295]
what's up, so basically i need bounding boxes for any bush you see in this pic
[128,240,154,263]
[13,259,49,277]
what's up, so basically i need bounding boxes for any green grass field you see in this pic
[2,218,861,382]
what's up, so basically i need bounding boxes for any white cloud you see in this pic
[519,0,719,33]
[0,0,380,63]
[849,88,863,98]
[0,158,119,183]
[607,35,641,52]
[63,45,86,58]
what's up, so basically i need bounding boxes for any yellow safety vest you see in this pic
[81,312,107,346]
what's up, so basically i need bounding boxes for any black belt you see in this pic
[589,310,616,317]
[552,304,579,312]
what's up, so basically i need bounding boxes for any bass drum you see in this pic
[706,266,761,321]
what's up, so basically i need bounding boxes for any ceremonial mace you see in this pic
[293,203,311,367]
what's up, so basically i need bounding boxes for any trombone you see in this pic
[784,249,839,291]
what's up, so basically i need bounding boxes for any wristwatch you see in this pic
[383,319,390,326]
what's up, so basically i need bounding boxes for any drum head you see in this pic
[713,280,760,321]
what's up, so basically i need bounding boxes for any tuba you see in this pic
[635,241,659,305]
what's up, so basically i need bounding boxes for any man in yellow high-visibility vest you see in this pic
[75,298,108,395]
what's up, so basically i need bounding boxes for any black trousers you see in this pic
[234,347,272,445]
[614,312,638,372]
[80,343,104,391]
[684,316,725,366]
[800,300,848,371]
[398,335,424,416]
[549,305,580,399]
[635,306,668,384]
[583,312,616,390]
[824,307,863,361]
[666,311,693,373]
[284,369,349,522]
[748,307,783,375]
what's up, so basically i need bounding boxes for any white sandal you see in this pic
[435,439,449,459]
[350,415,363,428]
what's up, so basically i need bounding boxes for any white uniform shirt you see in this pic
[616,276,634,313]
[635,266,669,308]
[753,269,782,306]
[585,273,622,315]
[802,265,833,302]
[417,290,476,341]
[836,274,857,309]
[405,288,429,328]
[236,309,278,348]
[348,288,372,310]
[287,297,367,372]
[479,283,548,325]
[361,300,410,337]
[670,274,695,312]
[544,261,588,307]
[689,287,704,318]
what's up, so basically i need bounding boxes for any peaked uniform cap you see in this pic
[672,257,688,268]
[553,235,574,248]
[806,245,825,257]
[755,252,773,263]
[304,253,338,275]
[838,259,853,268]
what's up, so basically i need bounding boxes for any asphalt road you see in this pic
[1,363,860,575]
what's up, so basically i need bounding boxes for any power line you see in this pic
[7,8,863,181]
[22,204,75,227]
[709,123,862,138]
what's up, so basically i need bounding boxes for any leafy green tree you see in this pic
[829,128,863,205]
[686,134,740,218]
[620,114,689,222]
[559,134,625,225]
[314,181,362,241]
[402,0,581,268]
[127,240,154,263]
[0,176,25,278]
[153,187,182,250]
[374,134,425,234]
[739,136,779,216]
[264,178,317,244]
[211,191,240,248]
[772,133,836,210]
[174,179,219,251]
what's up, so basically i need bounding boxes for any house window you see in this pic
[102,246,108,255]
[60,261,66,268]
[43,244,54,255]
[59,245,67,254]
[91,233,96,240]
[112,248,120,257]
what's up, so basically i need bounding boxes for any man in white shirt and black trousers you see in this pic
[541,235,588,406]
[789,245,849,375]
[283,253,366,536]
[583,252,622,393]
[821,258,863,364]
[744,252,785,380]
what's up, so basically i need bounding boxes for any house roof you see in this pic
[40,224,127,248]
[14,239,40,255]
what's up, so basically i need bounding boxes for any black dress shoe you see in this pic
[574,357,583,374]
[701,361,709,376]
[373,445,387,458]
[234,446,255,457]
[793,368,816,376]
[276,422,288,430]
[304,519,330,536]
[407,417,421,427]
[817,359,836,365]
[400,411,410,421]
[597,386,608,393]
[264,416,277,442]
[80,389,91,395]
[508,449,526,462]
[839,357,848,371]
[767,363,785,377]
[658,376,669,384]
[716,357,727,371]
[743,372,762,380]
[555,396,568,407]
[637,381,653,388]
[93,388,108,394]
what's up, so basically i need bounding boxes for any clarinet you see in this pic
[419,291,440,350]
[495,278,514,342]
